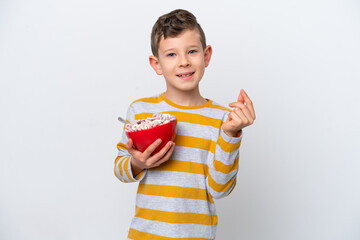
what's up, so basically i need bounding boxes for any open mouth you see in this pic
[177,72,195,77]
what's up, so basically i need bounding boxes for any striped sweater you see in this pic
[114,92,242,240]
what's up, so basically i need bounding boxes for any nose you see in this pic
[178,54,190,68]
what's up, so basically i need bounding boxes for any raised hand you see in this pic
[126,138,175,177]
[222,89,256,137]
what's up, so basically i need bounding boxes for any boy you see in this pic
[114,9,255,240]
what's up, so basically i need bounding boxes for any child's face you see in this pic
[149,29,212,95]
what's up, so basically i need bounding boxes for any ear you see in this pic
[149,56,163,75]
[204,45,213,68]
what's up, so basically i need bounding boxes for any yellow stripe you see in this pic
[226,178,237,196]
[136,170,144,180]
[131,95,163,106]
[124,157,135,182]
[217,134,241,153]
[135,206,217,225]
[207,174,236,193]
[114,155,121,165]
[160,93,214,110]
[128,228,214,240]
[135,111,221,128]
[153,160,208,175]
[213,157,239,174]
[167,111,220,128]
[118,157,127,183]
[207,103,231,112]
[117,142,126,151]
[175,136,216,154]
[137,184,213,203]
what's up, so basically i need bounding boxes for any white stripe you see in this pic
[135,194,217,215]
[171,146,210,164]
[176,122,219,141]
[120,130,129,146]
[130,101,166,116]
[142,170,206,189]
[130,217,216,239]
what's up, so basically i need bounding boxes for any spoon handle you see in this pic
[118,116,129,124]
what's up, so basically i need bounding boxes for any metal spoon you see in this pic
[117,116,129,124]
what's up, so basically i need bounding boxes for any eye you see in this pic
[167,53,175,57]
[189,50,197,54]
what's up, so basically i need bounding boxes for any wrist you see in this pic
[223,128,242,138]
[130,157,144,177]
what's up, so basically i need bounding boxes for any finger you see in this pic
[233,107,250,125]
[228,111,243,127]
[153,143,176,167]
[142,139,162,159]
[229,101,254,120]
[237,89,245,103]
[232,103,253,123]
[148,141,174,164]
[241,90,256,119]
[228,101,249,111]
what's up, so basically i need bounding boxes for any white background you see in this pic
[1,0,360,239]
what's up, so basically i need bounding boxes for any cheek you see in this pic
[165,62,178,73]
[162,65,171,73]
[158,63,168,74]
[197,60,206,71]
[194,57,205,67]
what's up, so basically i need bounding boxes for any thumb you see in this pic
[126,138,137,156]
[126,138,133,150]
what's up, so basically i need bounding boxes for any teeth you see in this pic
[178,73,193,77]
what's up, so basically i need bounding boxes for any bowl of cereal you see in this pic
[125,113,177,154]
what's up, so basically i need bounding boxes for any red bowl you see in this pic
[126,120,177,155]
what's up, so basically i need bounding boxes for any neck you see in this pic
[164,88,207,107]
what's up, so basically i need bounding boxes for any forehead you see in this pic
[158,29,202,51]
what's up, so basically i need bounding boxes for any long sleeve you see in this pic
[114,105,147,183]
[114,94,247,239]
[206,113,243,199]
